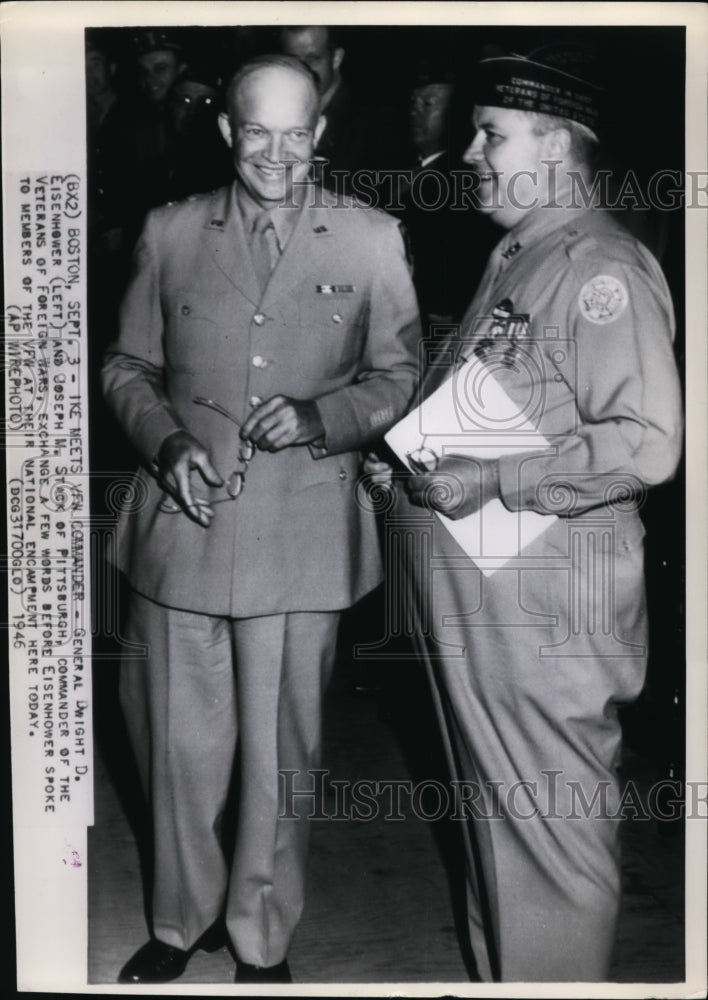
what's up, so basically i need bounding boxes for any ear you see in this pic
[218,112,233,148]
[332,47,345,73]
[542,127,571,159]
[314,114,327,147]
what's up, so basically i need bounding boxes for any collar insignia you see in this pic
[501,241,521,260]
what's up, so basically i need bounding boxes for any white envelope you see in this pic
[385,353,557,575]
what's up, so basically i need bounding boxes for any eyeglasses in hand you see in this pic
[158,396,255,513]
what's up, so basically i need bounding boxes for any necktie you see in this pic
[249,211,281,292]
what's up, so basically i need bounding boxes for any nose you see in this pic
[264,132,283,163]
[463,131,484,166]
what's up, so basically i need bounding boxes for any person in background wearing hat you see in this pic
[120,32,187,243]
[365,48,682,981]
[163,63,235,203]
[398,59,499,326]
[103,54,420,985]
[135,30,186,107]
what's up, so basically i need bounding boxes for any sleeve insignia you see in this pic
[578,274,629,325]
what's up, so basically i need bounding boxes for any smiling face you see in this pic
[223,65,323,209]
[463,105,552,229]
[138,49,182,105]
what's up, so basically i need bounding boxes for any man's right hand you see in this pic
[156,430,223,527]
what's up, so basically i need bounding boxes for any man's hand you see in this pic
[362,451,393,487]
[405,455,500,520]
[156,429,223,527]
[240,395,324,451]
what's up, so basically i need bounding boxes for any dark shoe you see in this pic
[118,939,190,984]
[235,959,292,984]
[118,926,226,984]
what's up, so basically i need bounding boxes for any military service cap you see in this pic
[476,49,603,134]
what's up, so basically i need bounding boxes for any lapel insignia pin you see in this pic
[317,285,355,294]
[501,241,521,260]
[313,225,328,234]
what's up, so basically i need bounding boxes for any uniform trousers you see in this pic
[120,590,339,967]
[406,515,648,981]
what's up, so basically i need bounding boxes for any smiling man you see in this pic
[367,49,682,981]
[103,54,420,985]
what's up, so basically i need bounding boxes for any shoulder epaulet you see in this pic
[563,226,601,262]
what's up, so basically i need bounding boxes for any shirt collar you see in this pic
[505,204,590,252]
[419,150,445,169]
[235,182,304,250]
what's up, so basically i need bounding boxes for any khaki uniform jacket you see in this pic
[395,206,683,981]
[103,184,420,617]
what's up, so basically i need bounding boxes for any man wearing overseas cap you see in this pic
[103,54,420,985]
[366,47,682,980]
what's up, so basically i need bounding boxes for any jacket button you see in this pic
[332,313,343,324]
[249,395,263,408]
[338,470,347,481]
[252,355,265,368]
[253,313,266,326]
[181,305,191,315]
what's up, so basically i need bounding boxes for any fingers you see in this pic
[240,396,285,444]
[404,472,467,517]
[363,452,391,473]
[363,452,393,486]
[157,432,219,527]
[171,460,215,527]
[241,396,303,451]
[404,473,432,507]
[193,451,224,487]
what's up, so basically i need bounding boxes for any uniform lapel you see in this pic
[260,191,335,309]
[202,184,262,306]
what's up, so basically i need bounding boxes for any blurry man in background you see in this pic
[400,59,498,325]
[163,62,234,202]
[280,24,405,191]
[136,31,185,107]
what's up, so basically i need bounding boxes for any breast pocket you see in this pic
[298,294,366,375]
[165,299,240,372]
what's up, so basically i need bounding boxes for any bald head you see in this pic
[219,57,325,209]
[227,56,320,125]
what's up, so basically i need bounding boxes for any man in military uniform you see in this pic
[103,54,420,985]
[367,50,682,981]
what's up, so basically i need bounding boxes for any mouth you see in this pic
[254,165,287,179]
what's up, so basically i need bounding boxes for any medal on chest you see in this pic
[473,297,531,367]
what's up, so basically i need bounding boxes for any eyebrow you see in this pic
[473,117,502,131]
[238,121,313,130]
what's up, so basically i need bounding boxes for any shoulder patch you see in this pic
[578,274,629,325]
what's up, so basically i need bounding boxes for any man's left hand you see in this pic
[405,455,500,519]
[240,395,325,451]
